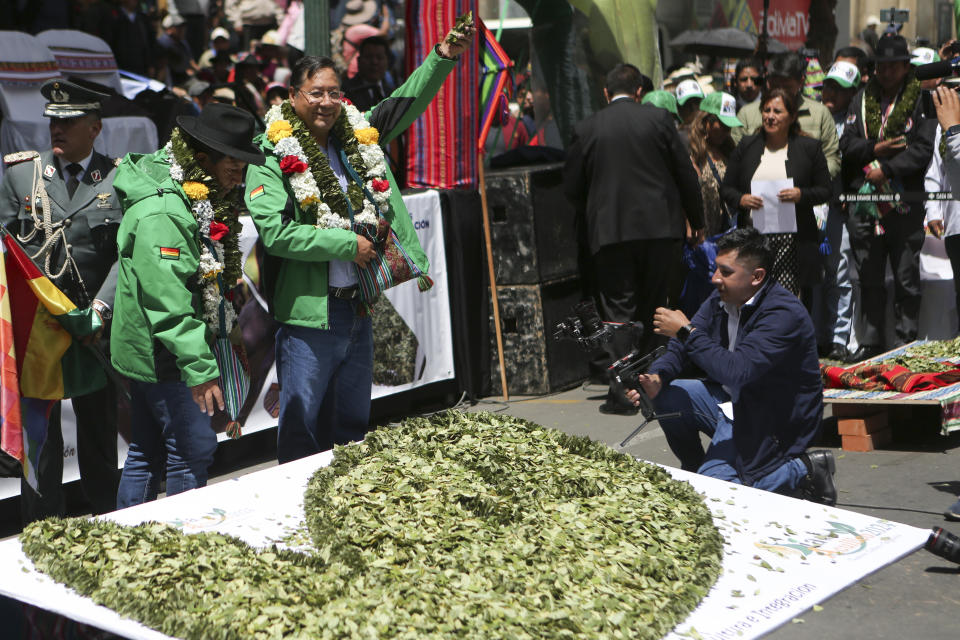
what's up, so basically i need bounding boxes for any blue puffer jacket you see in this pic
[649,282,823,485]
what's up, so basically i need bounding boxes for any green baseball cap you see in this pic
[824,61,861,89]
[641,90,680,119]
[699,91,743,128]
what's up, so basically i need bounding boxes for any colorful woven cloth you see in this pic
[404,0,479,189]
[821,362,960,393]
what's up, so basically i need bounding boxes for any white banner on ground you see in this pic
[0,455,928,640]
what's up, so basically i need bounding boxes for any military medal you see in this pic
[91,169,102,182]
[43,164,55,178]
[96,193,111,208]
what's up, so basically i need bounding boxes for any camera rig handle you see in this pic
[609,345,682,449]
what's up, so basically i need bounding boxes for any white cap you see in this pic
[675,79,705,106]
[824,61,860,88]
[162,14,185,29]
[866,15,880,27]
[911,47,939,66]
[211,27,230,41]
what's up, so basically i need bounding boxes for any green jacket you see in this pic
[110,149,219,387]
[0,149,121,308]
[244,49,456,329]
[732,95,841,178]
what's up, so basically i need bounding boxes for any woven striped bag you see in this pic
[338,146,433,304]
[203,237,250,439]
[352,217,432,303]
[211,335,250,439]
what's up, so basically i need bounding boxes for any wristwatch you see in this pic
[676,324,695,342]
[92,299,112,322]
[945,124,960,139]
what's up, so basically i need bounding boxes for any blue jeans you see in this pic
[655,379,807,494]
[275,297,373,464]
[813,206,853,348]
[116,380,218,508]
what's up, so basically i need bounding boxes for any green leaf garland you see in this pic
[863,73,921,142]
[279,100,373,225]
[168,128,243,284]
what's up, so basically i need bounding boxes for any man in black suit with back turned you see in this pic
[564,63,704,414]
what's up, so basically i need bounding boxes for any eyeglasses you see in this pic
[298,88,343,103]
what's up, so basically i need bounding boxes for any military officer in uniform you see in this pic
[0,80,122,524]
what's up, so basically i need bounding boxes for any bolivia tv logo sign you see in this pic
[747,0,811,50]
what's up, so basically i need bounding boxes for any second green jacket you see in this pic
[110,149,219,387]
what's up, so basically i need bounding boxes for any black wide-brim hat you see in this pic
[176,103,265,165]
[874,35,912,62]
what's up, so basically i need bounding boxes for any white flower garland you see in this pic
[263,102,388,229]
[164,141,237,336]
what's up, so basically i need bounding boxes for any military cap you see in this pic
[40,79,109,119]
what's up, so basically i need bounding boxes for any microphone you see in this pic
[915,58,960,81]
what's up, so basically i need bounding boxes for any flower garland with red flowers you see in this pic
[264,100,390,231]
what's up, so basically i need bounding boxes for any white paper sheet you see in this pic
[750,179,797,234]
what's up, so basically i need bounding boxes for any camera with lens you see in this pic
[926,527,960,564]
[553,300,637,351]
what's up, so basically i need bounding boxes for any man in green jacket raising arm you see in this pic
[245,21,474,463]
[112,104,265,507]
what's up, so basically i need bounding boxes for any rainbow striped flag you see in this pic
[477,17,514,151]
[0,229,106,489]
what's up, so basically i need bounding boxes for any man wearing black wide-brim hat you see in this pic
[0,78,123,526]
[110,102,266,508]
[840,34,937,362]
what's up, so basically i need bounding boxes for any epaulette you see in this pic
[3,150,39,167]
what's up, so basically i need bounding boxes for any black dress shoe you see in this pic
[847,344,883,363]
[797,450,837,506]
[599,402,638,416]
[827,345,849,361]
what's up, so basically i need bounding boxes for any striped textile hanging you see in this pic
[404,0,480,189]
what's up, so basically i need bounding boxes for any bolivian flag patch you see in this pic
[249,185,265,200]
[160,247,180,260]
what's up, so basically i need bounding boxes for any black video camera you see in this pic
[553,300,641,351]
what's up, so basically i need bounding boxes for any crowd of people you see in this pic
[565,32,960,507]
[4,2,410,143]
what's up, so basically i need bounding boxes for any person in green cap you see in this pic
[812,60,861,362]
[641,90,680,122]
[674,79,705,127]
[678,91,743,315]
[688,91,743,237]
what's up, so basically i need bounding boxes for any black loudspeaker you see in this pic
[489,277,589,395]
[484,163,580,285]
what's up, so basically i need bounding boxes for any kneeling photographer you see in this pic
[624,228,837,504]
